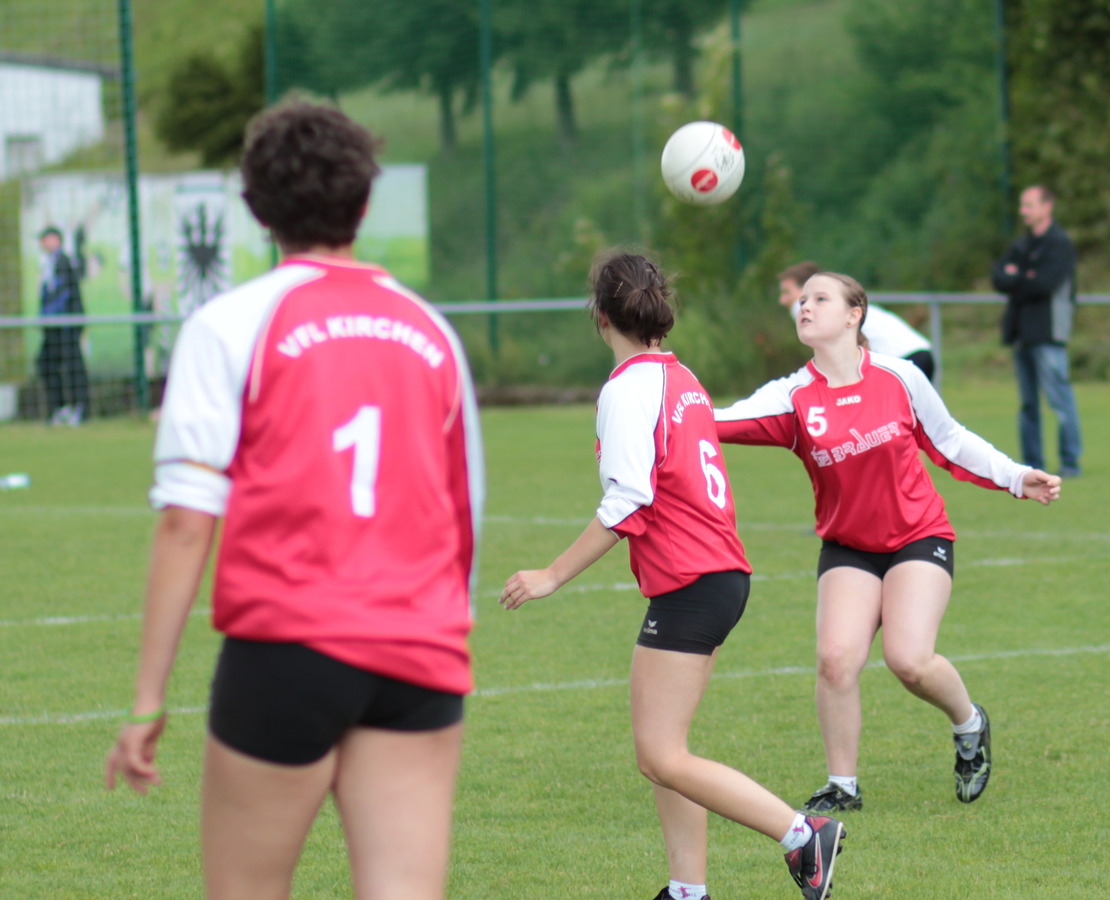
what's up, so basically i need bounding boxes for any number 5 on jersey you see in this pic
[807,405,828,436]
[333,406,382,518]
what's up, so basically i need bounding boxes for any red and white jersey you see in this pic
[596,352,751,598]
[151,257,484,694]
[715,350,1030,553]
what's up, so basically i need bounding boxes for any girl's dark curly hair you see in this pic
[241,98,382,252]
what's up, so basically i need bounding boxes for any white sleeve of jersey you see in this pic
[595,363,664,530]
[149,312,243,513]
[896,358,1030,497]
[149,267,313,513]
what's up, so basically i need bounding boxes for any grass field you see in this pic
[0,379,1107,898]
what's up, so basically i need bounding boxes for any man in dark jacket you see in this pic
[37,225,90,425]
[991,186,1081,477]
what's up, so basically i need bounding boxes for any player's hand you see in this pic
[1023,469,1062,505]
[499,569,560,610]
[104,714,167,795]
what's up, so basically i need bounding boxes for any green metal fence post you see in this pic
[480,0,499,355]
[730,0,745,274]
[994,0,1014,237]
[117,0,147,411]
[265,0,278,104]
[630,0,646,242]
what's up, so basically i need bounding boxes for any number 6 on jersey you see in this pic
[699,439,727,509]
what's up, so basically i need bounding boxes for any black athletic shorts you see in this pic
[636,570,750,655]
[209,638,465,766]
[817,536,955,580]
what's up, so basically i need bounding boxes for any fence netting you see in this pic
[3,1,1084,422]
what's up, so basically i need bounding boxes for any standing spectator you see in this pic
[778,262,935,381]
[501,251,846,900]
[37,226,90,424]
[104,99,484,900]
[991,186,1082,477]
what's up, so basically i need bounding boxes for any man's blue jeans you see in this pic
[1013,342,1082,473]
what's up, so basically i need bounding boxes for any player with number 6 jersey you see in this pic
[500,251,846,900]
[595,350,750,597]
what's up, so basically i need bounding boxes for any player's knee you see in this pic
[635,746,685,788]
[885,651,929,688]
[816,645,862,688]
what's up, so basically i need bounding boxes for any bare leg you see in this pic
[202,735,335,900]
[333,723,463,900]
[651,782,709,886]
[880,561,973,724]
[631,644,797,889]
[814,567,883,777]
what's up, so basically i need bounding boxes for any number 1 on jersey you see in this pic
[333,406,382,518]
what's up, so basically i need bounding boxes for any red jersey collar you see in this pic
[280,255,387,276]
[610,351,675,380]
[806,347,870,385]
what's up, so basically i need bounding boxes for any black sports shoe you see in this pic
[650,891,710,900]
[954,702,991,802]
[785,815,845,900]
[804,783,863,813]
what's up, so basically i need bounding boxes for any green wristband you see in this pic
[124,706,166,724]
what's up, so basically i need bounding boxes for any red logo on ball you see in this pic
[691,169,719,193]
[722,128,741,150]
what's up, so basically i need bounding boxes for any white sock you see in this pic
[780,811,813,852]
[953,706,982,735]
[668,880,708,899]
[828,774,858,796]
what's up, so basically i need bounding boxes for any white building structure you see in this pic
[0,52,114,179]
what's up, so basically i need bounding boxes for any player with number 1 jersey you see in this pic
[106,100,486,900]
[153,257,483,694]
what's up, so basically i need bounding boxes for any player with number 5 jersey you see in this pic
[500,251,846,900]
[105,100,483,900]
[715,271,1060,817]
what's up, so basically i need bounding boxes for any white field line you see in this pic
[10,507,1106,544]
[2,644,1106,726]
[0,549,1097,628]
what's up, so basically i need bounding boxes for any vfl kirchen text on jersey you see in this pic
[671,389,712,425]
[276,315,446,368]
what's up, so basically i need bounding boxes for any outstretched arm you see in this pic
[1021,469,1062,506]
[499,517,619,610]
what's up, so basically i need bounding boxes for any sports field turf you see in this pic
[1,378,1106,898]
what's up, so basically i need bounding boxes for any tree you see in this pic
[497,0,623,147]
[1005,0,1110,252]
[286,0,482,153]
[641,0,734,97]
[818,0,1004,287]
[155,25,265,167]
